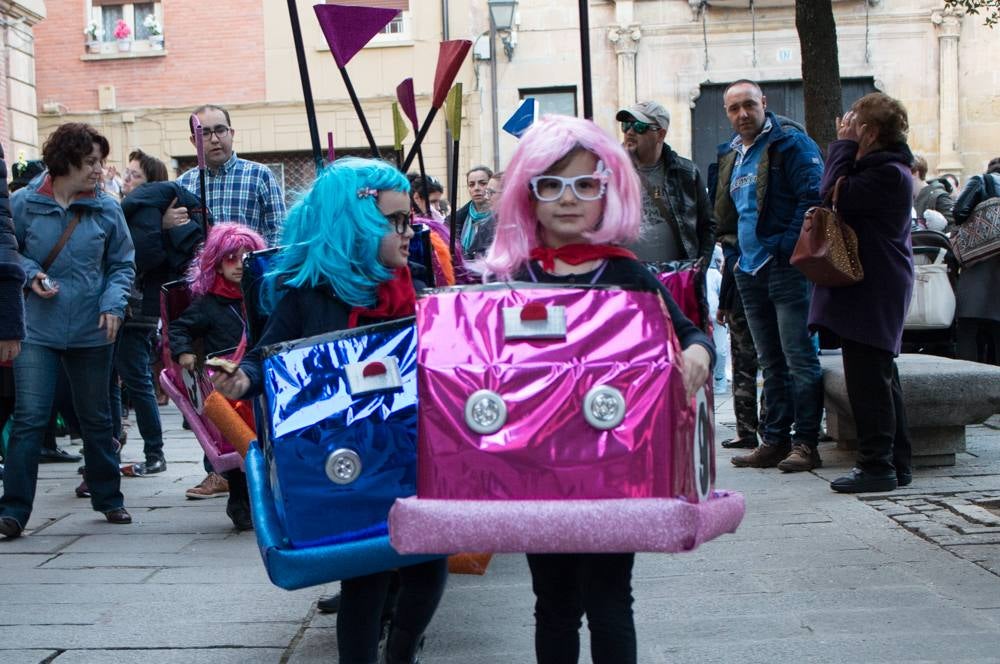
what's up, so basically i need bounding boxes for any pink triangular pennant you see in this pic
[396,78,419,130]
[432,40,472,108]
[314,4,400,68]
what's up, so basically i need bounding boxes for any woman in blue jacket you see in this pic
[0,123,135,539]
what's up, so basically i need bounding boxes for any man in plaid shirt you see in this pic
[175,104,286,504]
[176,104,285,246]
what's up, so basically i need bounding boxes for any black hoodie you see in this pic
[120,182,211,324]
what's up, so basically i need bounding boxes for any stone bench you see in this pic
[821,353,1000,467]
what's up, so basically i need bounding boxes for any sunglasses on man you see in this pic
[620,120,659,135]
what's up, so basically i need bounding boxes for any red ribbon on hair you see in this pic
[348,267,417,329]
[529,244,637,272]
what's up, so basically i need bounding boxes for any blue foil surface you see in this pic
[262,319,418,548]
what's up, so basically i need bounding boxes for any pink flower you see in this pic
[113,19,132,40]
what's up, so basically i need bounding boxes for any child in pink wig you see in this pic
[486,115,715,664]
[168,222,265,531]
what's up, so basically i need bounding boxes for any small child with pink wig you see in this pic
[485,115,715,664]
[168,222,265,531]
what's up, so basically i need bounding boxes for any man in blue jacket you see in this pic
[710,79,824,473]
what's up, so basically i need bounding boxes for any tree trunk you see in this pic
[796,0,843,155]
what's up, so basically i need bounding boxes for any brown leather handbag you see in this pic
[790,177,864,287]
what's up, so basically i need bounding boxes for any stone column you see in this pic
[931,5,965,175]
[607,24,642,109]
[3,1,47,159]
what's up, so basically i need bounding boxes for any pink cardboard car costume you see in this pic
[389,282,745,554]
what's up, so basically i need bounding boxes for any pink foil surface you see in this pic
[389,492,746,554]
[416,285,703,501]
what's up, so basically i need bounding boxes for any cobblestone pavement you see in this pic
[0,397,999,663]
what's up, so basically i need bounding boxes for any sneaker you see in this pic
[731,443,789,468]
[185,472,229,500]
[776,443,822,473]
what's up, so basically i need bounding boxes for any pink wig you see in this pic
[483,115,642,280]
[187,222,267,297]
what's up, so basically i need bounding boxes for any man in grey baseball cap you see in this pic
[616,101,716,267]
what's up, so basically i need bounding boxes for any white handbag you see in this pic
[904,248,955,330]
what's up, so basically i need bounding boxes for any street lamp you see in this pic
[488,0,517,61]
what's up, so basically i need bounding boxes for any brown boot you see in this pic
[731,443,789,468]
[776,443,822,473]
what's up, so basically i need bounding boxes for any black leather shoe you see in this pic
[142,458,167,475]
[721,437,758,449]
[104,508,132,524]
[317,593,341,614]
[39,446,82,463]
[226,503,254,531]
[897,471,913,487]
[0,516,22,539]
[831,468,897,494]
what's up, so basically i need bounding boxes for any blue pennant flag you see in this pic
[503,98,538,138]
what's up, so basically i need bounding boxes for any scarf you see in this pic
[208,273,243,300]
[461,204,493,253]
[348,266,417,329]
[529,243,637,272]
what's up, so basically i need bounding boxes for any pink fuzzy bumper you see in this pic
[388,491,745,554]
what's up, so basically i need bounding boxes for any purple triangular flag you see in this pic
[396,79,419,130]
[314,4,400,69]
[432,40,472,108]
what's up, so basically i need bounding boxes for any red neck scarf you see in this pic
[208,273,243,300]
[348,267,417,329]
[529,243,637,272]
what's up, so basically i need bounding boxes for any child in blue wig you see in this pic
[211,157,447,664]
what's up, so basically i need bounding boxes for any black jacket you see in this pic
[120,182,209,326]
[953,172,1000,225]
[0,143,25,341]
[241,285,360,397]
[169,292,245,361]
[640,144,717,265]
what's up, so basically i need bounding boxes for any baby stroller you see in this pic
[901,229,959,357]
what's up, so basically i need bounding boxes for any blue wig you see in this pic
[263,157,410,310]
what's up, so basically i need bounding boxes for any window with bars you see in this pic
[175,150,376,208]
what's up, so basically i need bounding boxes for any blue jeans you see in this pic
[734,259,823,447]
[114,327,164,461]
[0,343,124,526]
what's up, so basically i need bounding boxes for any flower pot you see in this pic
[149,35,163,50]
[86,41,102,54]
[117,39,131,52]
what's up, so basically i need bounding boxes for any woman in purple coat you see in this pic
[808,92,914,493]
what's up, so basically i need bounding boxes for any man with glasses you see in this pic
[176,105,285,246]
[176,104,286,500]
[616,101,716,266]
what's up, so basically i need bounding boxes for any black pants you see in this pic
[957,317,1000,365]
[526,553,636,664]
[222,469,248,510]
[840,339,912,475]
[337,558,448,664]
